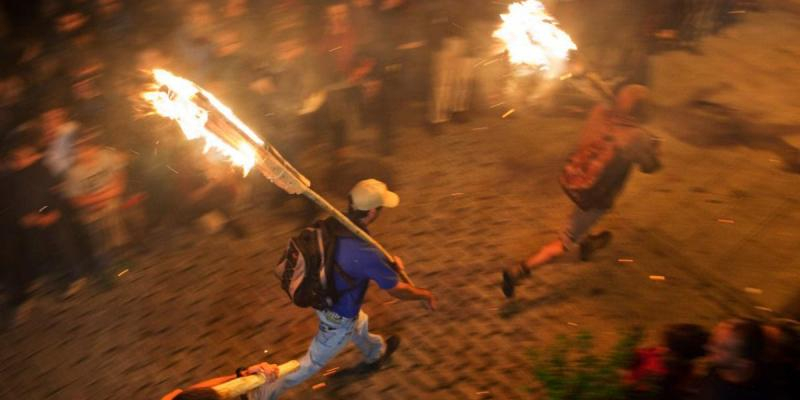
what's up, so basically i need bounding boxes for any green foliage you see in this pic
[528,328,644,400]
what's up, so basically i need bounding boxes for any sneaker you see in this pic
[579,231,613,261]
[358,335,401,373]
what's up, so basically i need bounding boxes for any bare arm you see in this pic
[385,256,436,310]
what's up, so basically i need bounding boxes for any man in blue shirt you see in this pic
[268,179,436,399]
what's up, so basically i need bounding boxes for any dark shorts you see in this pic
[560,205,608,251]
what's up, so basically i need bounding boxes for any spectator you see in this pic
[40,105,80,179]
[169,142,246,239]
[763,321,800,399]
[68,53,112,126]
[62,127,129,267]
[174,1,217,82]
[626,323,710,399]
[93,0,133,66]
[2,123,96,305]
[695,318,770,400]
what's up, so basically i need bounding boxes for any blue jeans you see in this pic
[255,310,386,400]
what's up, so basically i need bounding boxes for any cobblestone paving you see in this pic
[4,8,800,399]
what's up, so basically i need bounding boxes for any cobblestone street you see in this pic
[3,4,800,400]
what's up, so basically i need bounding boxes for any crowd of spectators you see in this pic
[624,318,798,400]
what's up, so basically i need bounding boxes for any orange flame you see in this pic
[142,69,264,175]
[494,0,577,78]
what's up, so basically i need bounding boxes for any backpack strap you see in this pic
[317,218,358,301]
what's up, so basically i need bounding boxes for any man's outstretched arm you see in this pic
[385,257,437,310]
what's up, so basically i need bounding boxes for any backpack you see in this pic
[275,218,351,310]
[560,133,631,211]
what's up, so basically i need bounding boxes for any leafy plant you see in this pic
[528,328,645,400]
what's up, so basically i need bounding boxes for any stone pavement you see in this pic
[3,5,800,400]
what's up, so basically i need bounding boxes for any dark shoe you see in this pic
[426,122,443,136]
[579,231,612,261]
[502,270,516,299]
[502,263,527,299]
[358,335,401,373]
[451,111,470,124]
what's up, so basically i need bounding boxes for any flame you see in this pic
[142,69,264,175]
[493,0,577,78]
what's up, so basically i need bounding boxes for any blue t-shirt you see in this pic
[330,236,399,319]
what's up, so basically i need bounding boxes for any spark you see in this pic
[648,275,666,281]
[117,269,129,277]
[502,109,515,118]
[717,218,735,224]
[312,383,327,390]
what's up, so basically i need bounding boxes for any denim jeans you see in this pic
[254,309,386,400]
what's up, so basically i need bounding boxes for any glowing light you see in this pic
[493,0,577,78]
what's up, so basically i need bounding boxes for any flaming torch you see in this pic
[142,69,412,283]
[144,70,414,396]
[493,0,577,79]
[492,0,614,103]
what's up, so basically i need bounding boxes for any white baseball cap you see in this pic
[349,179,399,211]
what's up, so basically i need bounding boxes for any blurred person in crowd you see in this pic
[169,141,247,239]
[53,6,95,52]
[0,68,32,135]
[68,53,113,126]
[378,0,428,104]
[40,104,80,179]
[2,123,97,307]
[318,2,360,156]
[626,324,710,399]
[762,321,800,399]
[92,0,133,66]
[502,85,661,298]
[695,318,771,400]
[266,30,323,161]
[350,0,382,55]
[63,126,130,268]
[428,33,475,131]
[175,1,218,81]
[357,57,394,155]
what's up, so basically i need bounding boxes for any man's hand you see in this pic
[245,362,280,382]
[422,289,437,311]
